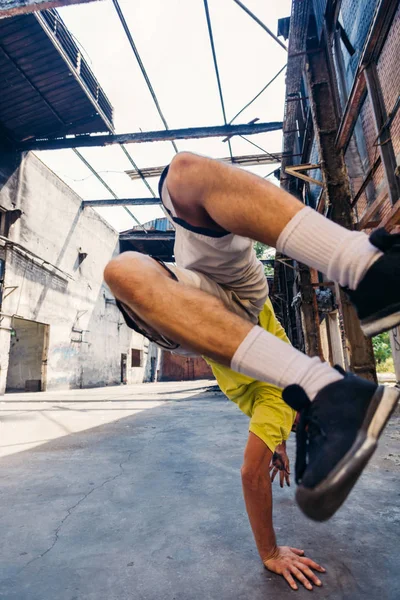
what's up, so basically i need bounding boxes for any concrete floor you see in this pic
[0,382,399,600]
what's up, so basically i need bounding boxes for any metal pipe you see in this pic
[232,0,287,51]
[111,0,178,154]
[72,149,147,232]
[229,64,287,124]
[120,145,157,198]
[203,0,233,161]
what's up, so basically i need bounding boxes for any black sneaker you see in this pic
[344,228,400,337]
[283,367,399,521]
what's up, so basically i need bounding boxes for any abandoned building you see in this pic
[0,8,160,393]
[274,0,400,381]
[0,0,399,396]
[0,3,399,599]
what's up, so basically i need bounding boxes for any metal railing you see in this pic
[40,9,113,125]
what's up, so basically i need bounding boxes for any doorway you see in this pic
[6,317,49,393]
[121,353,127,384]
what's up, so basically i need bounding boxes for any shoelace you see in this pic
[295,410,327,484]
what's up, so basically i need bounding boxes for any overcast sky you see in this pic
[36,0,292,231]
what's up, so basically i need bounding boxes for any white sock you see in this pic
[276,207,383,290]
[231,326,343,401]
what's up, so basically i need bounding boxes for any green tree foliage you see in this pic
[372,332,392,364]
[254,242,275,277]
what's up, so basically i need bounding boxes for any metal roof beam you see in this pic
[83,198,160,207]
[125,153,283,180]
[20,121,283,151]
[120,231,175,241]
[0,0,101,18]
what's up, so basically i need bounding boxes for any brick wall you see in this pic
[340,0,379,87]
[159,351,214,382]
[377,5,400,159]
[341,2,399,229]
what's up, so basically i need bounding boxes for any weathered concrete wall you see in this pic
[0,151,153,393]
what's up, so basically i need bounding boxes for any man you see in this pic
[104,153,400,591]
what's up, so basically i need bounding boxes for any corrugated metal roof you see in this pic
[0,8,113,143]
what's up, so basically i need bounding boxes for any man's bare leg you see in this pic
[104,251,335,397]
[104,253,325,588]
[104,252,253,365]
[166,152,301,246]
[166,152,384,298]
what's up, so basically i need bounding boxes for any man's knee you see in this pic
[167,152,208,203]
[104,252,162,305]
[168,151,204,181]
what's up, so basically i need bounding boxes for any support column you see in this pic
[306,44,377,382]
[298,263,323,358]
[390,327,400,383]
[280,156,323,356]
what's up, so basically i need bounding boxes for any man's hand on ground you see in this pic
[270,442,290,487]
[264,546,325,591]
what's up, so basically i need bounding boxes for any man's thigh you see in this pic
[160,166,269,322]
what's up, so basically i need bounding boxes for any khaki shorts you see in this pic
[118,166,269,355]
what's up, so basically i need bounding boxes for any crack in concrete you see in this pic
[15,451,134,575]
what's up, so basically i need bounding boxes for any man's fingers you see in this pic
[285,471,291,486]
[283,570,298,591]
[295,562,322,586]
[280,469,284,488]
[289,547,305,556]
[299,557,326,572]
[290,566,313,590]
[271,468,278,483]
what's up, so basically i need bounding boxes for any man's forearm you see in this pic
[242,472,277,562]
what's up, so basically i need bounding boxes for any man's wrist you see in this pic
[262,545,279,564]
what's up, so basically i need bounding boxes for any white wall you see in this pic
[0,152,154,393]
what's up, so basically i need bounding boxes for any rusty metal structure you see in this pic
[1,0,286,236]
[275,0,400,380]
[0,0,101,18]
[0,8,113,143]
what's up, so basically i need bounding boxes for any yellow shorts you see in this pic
[205,298,297,453]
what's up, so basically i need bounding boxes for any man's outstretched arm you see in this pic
[241,433,325,591]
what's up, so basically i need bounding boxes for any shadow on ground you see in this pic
[0,385,399,600]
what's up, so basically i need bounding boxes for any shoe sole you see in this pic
[361,304,400,337]
[296,385,399,522]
